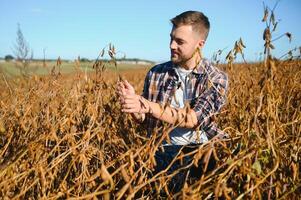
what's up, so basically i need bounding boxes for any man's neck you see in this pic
[179,54,201,70]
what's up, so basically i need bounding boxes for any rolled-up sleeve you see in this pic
[192,70,228,128]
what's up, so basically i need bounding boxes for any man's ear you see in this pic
[198,39,205,49]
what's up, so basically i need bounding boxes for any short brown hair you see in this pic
[170,11,210,40]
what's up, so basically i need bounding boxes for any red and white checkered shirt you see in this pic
[142,58,228,141]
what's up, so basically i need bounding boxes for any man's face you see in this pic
[170,25,202,65]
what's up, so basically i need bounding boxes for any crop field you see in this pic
[0,56,300,199]
[0,61,150,77]
[0,5,300,200]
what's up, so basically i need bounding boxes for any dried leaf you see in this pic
[120,166,131,183]
[100,49,105,57]
[252,160,262,175]
[262,7,269,22]
[100,164,114,188]
[226,50,233,62]
[286,32,292,42]
[239,38,246,48]
[263,28,271,41]
[271,11,275,26]
[272,22,278,32]
[270,43,275,49]
[0,120,5,134]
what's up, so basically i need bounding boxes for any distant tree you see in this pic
[13,23,33,77]
[80,57,90,62]
[4,55,14,61]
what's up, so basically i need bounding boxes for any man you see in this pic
[117,10,228,191]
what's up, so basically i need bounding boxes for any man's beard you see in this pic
[170,52,187,64]
[170,53,193,65]
[171,48,200,65]
[170,55,182,64]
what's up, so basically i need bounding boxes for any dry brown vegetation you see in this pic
[0,57,300,199]
[0,4,300,199]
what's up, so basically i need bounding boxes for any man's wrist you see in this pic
[140,96,153,114]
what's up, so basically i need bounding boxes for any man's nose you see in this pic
[170,40,177,50]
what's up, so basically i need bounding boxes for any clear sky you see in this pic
[0,0,300,62]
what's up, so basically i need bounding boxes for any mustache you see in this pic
[171,50,179,54]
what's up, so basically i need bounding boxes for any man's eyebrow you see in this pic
[170,34,185,42]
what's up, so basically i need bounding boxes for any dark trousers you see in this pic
[154,144,216,194]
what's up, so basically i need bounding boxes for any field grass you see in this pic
[0,60,151,77]
[0,58,300,199]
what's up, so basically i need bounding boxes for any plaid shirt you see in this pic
[142,58,228,140]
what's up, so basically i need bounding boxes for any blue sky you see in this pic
[0,0,300,62]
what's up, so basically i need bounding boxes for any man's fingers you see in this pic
[116,84,128,96]
[124,80,133,89]
[117,80,135,95]
[124,80,135,94]
[121,102,137,109]
[123,98,138,104]
[118,94,145,113]
[121,108,138,113]
[123,94,139,100]
[117,80,128,89]
[117,81,124,89]
[116,85,123,93]
[118,96,125,104]
[117,91,138,104]
[116,90,124,97]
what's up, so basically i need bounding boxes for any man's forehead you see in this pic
[170,24,200,40]
[171,24,194,32]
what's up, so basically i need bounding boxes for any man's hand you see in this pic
[117,80,147,122]
[116,80,197,128]
[117,80,135,96]
[120,94,150,114]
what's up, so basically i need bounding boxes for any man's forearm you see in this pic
[147,100,198,128]
[120,93,198,128]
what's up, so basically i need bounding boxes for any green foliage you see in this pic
[4,55,14,62]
